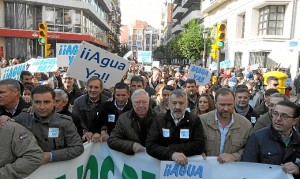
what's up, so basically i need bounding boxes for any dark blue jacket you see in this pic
[242,126,300,178]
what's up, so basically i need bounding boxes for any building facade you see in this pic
[168,0,300,77]
[0,0,121,60]
[124,20,159,58]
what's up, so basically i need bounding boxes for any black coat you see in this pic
[146,111,205,160]
[0,97,31,117]
[95,99,132,134]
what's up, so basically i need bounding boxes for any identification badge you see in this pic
[108,115,115,122]
[180,129,189,139]
[251,117,256,123]
[162,128,170,138]
[48,128,59,138]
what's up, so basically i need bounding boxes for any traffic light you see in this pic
[45,43,51,57]
[210,44,218,60]
[38,22,48,45]
[216,23,226,49]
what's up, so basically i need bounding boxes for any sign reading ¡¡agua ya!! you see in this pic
[66,41,130,89]
[26,142,293,179]
[56,43,80,67]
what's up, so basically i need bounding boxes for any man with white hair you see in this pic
[107,89,159,155]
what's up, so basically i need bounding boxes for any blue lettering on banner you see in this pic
[2,63,27,80]
[86,68,110,83]
[163,163,203,178]
[58,44,79,65]
[79,48,126,71]
[59,44,79,56]
[69,56,75,65]
[191,66,209,76]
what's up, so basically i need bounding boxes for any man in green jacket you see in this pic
[0,122,43,178]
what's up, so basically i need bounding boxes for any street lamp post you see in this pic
[202,29,208,68]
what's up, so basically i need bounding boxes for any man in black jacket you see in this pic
[146,89,205,166]
[72,76,109,142]
[0,79,31,118]
[234,88,260,126]
[107,89,158,155]
[242,100,300,178]
[96,82,132,138]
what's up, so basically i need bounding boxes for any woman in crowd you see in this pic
[153,85,175,113]
[192,93,214,116]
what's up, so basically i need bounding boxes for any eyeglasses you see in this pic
[272,111,294,120]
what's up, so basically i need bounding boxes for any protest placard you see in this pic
[27,58,58,73]
[0,63,27,80]
[56,43,80,67]
[138,51,152,63]
[66,41,130,89]
[187,64,212,86]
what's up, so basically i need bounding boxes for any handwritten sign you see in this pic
[56,43,80,67]
[67,41,130,89]
[187,64,212,86]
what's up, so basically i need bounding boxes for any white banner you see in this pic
[27,58,58,73]
[67,41,130,89]
[0,63,27,80]
[187,64,212,86]
[209,59,233,70]
[26,143,293,179]
[56,43,80,67]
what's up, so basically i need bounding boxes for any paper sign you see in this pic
[187,64,212,86]
[138,51,152,63]
[27,58,58,73]
[56,43,80,67]
[67,41,130,89]
[0,63,27,80]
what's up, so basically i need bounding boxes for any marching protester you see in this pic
[0,121,44,178]
[153,85,175,113]
[0,79,31,118]
[191,93,214,116]
[184,79,199,111]
[13,85,84,163]
[200,88,252,163]
[243,100,300,178]
[108,89,159,155]
[253,93,289,132]
[72,77,109,142]
[96,82,132,136]
[146,89,205,166]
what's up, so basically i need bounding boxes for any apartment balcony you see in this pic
[173,0,182,4]
[173,6,187,19]
[101,0,113,12]
[182,0,200,8]
[172,24,183,34]
[202,0,229,14]
[181,10,202,26]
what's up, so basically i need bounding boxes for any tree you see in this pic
[177,18,213,61]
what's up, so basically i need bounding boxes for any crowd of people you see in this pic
[1,60,300,178]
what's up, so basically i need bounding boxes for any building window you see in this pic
[234,52,242,67]
[249,51,277,68]
[258,5,285,35]
[241,14,245,38]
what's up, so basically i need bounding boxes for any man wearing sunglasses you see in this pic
[253,76,279,108]
[242,100,300,177]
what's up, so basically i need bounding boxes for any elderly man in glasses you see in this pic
[242,100,300,177]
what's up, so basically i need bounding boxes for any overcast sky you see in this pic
[120,0,171,29]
